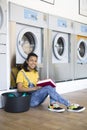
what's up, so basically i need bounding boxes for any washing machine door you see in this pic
[77,39,87,62]
[53,33,66,60]
[0,6,3,29]
[17,29,36,59]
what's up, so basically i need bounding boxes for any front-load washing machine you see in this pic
[0,0,7,34]
[0,0,9,90]
[16,24,42,64]
[48,15,74,82]
[74,22,87,79]
[9,3,48,81]
[52,32,68,63]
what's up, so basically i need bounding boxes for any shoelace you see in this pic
[52,103,60,108]
[69,103,80,108]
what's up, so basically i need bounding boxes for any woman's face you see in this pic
[27,56,38,70]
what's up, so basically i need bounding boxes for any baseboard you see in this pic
[56,79,87,94]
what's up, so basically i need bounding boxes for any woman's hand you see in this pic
[32,86,42,91]
[17,82,42,92]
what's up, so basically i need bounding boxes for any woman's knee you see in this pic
[44,85,55,91]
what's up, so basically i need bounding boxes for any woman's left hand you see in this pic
[32,86,42,91]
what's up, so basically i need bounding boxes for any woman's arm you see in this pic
[17,82,41,92]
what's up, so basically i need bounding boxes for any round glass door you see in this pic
[53,36,65,60]
[0,6,3,29]
[17,31,36,59]
[77,40,87,61]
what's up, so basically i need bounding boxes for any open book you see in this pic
[37,79,56,88]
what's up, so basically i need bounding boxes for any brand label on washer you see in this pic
[57,19,67,28]
[81,25,87,33]
[24,8,38,21]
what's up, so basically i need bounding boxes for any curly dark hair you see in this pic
[22,52,38,72]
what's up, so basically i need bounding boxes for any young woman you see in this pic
[16,53,85,112]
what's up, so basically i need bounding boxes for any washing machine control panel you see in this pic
[49,15,74,34]
[81,24,87,34]
[9,2,48,29]
[24,8,38,21]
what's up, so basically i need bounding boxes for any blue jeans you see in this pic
[30,86,70,107]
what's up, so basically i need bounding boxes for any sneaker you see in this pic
[48,103,65,113]
[67,104,86,112]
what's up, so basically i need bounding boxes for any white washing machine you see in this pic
[52,31,68,63]
[0,0,7,34]
[74,22,87,79]
[9,3,48,64]
[16,24,42,64]
[48,15,74,82]
[0,0,8,90]
[9,3,48,80]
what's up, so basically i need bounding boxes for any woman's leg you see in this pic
[30,88,48,107]
[30,86,70,107]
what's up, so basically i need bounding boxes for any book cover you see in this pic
[37,79,56,88]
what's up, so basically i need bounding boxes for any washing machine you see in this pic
[74,22,87,79]
[9,3,48,80]
[48,15,74,82]
[0,0,8,90]
[52,32,68,63]
[16,24,42,64]
[0,0,7,34]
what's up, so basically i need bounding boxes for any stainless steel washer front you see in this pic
[77,39,87,63]
[0,6,3,29]
[53,33,68,62]
[74,22,87,79]
[17,29,36,60]
[16,25,42,64]
[0,0,7,34]
[52,32,69,63]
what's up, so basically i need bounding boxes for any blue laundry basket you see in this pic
[2,92,32,113]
